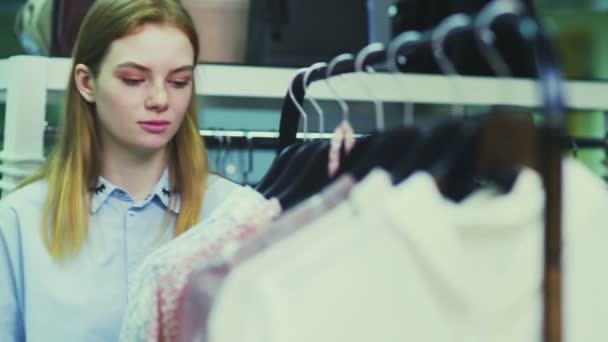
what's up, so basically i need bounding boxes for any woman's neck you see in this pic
[100,146,168,202]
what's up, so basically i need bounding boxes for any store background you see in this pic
[1,0,606,184]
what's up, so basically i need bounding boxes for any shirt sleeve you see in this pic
[0,205,25,342]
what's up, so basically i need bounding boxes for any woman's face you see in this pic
[79,23,195,156]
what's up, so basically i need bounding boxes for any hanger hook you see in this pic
[214,128,225,175]
[475,0,526,77]
[288,68,311,140]
[387,30,422,126]
[355,43,386,132]
[431,13,472,117]
[326,53,355,123]
[303,62,327,135]
[222,134,234,177]
[570,137,579,158]
[243,131,254,185]
[475,0,527,107]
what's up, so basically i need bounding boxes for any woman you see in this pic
[0,0,264,341]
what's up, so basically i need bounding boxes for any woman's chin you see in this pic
[130,139,171,155]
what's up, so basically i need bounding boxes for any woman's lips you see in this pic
[138,120,170,133]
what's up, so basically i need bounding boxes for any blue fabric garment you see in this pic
[0,170,243,342]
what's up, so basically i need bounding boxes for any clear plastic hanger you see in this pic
[214,128,225,175]
[303,62,328,135]
[325,54,357,176]
[288,68,313,140]
[325,53,355,124]
[242,131,254,185]
[354,42,386,131]
[431,14,473,117]
[386,30,422,126]
[475,0,527,106]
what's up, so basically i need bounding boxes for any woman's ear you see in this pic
[74,64,96,103]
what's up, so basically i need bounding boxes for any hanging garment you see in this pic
[208,159,608,342]
[50,0,95,57]
[14,0,53,55]
[118,185,270,341]
[209,169,398,342]
[180,0,250,63]
[150,198,281,342]
[245,0,370,67]
[177,175,356,342]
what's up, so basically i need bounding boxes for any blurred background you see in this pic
[1,0,606,184]
[2,0,605,79]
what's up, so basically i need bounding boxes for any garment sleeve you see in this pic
[0,205,25,341]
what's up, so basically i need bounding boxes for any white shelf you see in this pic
[3,55,608,110]
[0,58,8,102]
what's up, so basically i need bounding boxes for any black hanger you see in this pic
[435,0,548,201]
[339,43,420,180]
[262,139,327,199]
[274,139,332,209]
[341,127,421,181]
[392,119,466,184]
[434,1,535,199]
[433,112,536,201]
[330,36,419,181]
[256,68,317,195]
[255,141,306,193]
[382,20,472,186]
[268,54,358,207]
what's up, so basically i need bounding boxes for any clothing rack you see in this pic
[274,3,565,342]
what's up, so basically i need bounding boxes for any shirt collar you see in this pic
[90,168,181,214]
[150,167,181,213]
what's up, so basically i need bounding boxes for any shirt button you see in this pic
[128,210,135,216]
[116,190,126,196]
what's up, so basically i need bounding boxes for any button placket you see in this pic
[124,204,137,281]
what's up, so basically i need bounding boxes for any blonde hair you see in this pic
[18,0,208,262]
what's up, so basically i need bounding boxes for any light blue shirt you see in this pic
[0,170,242,342]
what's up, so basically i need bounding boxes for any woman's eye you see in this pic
[122,78,144,86]
[169,79,190,88]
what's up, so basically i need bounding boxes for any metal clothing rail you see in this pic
[200,129,366,150]
[32,126,607,150]
[37,127,365,150]
[1,123,600,193]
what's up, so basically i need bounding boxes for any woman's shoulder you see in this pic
[0,180,47,238]
[0,180,48,213]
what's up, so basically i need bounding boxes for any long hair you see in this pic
[17,0,208,262]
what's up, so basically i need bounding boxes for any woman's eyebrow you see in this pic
[115,62,149,72]
[169,65,194,74]
[114,62,193,74]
